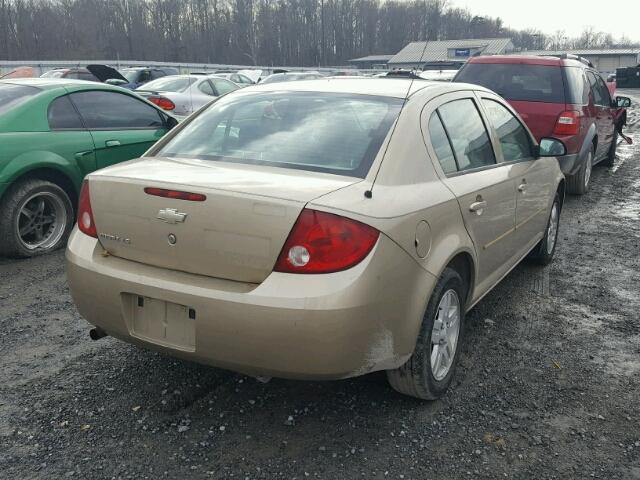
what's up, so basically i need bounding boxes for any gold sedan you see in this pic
[66,78,566,399]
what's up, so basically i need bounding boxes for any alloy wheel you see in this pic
[15,192,67,251]
[430,289,461,381]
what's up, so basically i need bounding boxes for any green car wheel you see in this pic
[0,178,74,257]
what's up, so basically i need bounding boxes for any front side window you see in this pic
[437,98,496,171]
[428,112,457,174]
[482,99,532,162]
[69,91,164,129]
[48,95,84,129]
[158,92,403,178]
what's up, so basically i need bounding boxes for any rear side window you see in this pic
[198,80,216,96]
[588,72,612,107]
[48,95,84,129]
[455,63,565,103]
[69,91,164,129]
[211,79,238,95]
[564,67,589,104]
[0,84,40,114]
[482,99,533,162]
[437,99,496,171]
[428,112,457,174]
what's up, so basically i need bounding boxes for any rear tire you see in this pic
[601,132,617,167]
[529,193,561,265]
[0,179,74,258]
[387,268,466,400]
[567,147,593,195]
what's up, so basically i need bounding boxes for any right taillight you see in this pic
[148,96,176,111]
[274,209,379,274]
[77,180,97,238]
[553,110,580,136]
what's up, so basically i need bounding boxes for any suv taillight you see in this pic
[77,180,97,238]
[553,110,580,136]
[274,209,379,274]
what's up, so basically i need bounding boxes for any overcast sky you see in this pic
[457,0,640,41]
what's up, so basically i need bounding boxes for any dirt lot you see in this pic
[1,91,639,480]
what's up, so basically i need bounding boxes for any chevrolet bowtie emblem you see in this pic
[157,208,188,224]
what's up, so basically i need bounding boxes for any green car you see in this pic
[0,78,177,257]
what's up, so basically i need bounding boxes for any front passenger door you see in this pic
[427,96,518,293]
[69,90,168,169]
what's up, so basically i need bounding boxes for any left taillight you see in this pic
[77,180,97,238]
[273,209,380,274]
[148,96,176,111]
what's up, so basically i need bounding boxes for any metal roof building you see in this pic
[520,48,640,74]
[348,54,395,69]
[388,38,514,69]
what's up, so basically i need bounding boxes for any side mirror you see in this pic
[537,137,567,158]
[616,96,631,108]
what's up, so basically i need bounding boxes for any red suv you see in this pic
[454,55,630,194]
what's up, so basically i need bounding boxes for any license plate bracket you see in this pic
[123,294,196,352]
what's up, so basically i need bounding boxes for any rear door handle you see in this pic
[469,200,487,213]
[105,140,121,147]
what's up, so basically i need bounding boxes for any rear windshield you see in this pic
[0,84,41,114]
[455,63,565,103]
[137,76,195,92]
[158,92,403,178]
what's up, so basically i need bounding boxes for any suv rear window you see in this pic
[158,92,403,178]
[455,63,565,103]
[0,84,40,114]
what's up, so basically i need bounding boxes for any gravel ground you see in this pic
[1,91,639,480]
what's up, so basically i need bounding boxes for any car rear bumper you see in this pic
[556,153,581,175]
[66,228,435,380]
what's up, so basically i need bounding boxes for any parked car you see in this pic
[41,68,100,82]
[454,55,630,194]
[259,72,324,84]
[119,67,179,89]
[418,69,458,82]
[66,78,566,400]
[1,67,35,79]
[211,72,255,87]
[0,78,177,257]
[135,75,240,118]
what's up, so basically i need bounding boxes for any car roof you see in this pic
[0,77,126,91]
[240,77,490,99]
[466,55,586,68]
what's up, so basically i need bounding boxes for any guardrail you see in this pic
[0,60,382,77]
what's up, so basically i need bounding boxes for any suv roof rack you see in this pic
[559,53,594,68]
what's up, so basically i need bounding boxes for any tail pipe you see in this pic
[89,327,108,341]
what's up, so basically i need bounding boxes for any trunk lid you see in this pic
[89,157,359,283]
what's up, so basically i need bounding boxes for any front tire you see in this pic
[0,179,74,258]
[387,268,466,400]
[567,147,593,195]
[529,193,561,265]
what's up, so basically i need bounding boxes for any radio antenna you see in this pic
[365,37,430,199]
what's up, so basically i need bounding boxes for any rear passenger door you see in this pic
[424,93,519,293]
[68,90,168,169]
[479,94,555,254]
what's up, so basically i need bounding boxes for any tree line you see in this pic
[0,0,637,66]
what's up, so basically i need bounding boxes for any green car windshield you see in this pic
[0,84,41,115]
[158,91,403,178]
